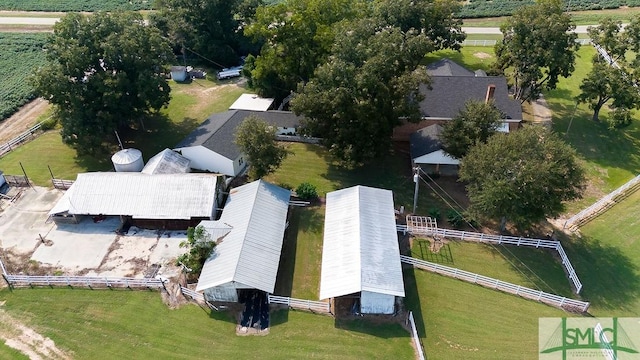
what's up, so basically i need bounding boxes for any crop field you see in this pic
[0,33,47,121]
[0,0,152,12]
[459,0,640,18]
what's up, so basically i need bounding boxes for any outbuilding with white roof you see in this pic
[196,179,291,302]
[320,185,405,314]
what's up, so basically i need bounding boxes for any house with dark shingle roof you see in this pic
[393,59,523,141]
[410,124,459,175]
[174,110,300,176]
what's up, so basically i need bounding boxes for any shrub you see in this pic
[39,117,58,131]
[607,107,632,129]
[296,182,318,201]
[428,207,441,221]
[446,209,464,228]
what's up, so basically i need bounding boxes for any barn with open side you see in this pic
[319,185,405,314]
[47,172,224,229]
[195,179,291,302]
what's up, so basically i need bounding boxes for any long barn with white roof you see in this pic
[320,185,405,314]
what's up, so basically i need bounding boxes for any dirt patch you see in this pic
[473,52,492,59]
[0,308,71,360]
[0,98,49,143]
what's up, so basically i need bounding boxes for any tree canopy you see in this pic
[459,126,585,229]
[235,115,289,179]
[441,100,503,159]
[577,17,640,126]
[177,225,216,280]
[495,0,579,102]
[33,12,173,154]
[150,0,254,67]
[291,18,430,165]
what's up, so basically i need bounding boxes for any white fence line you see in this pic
[3,274,165,289]
[564,174,640,231]
[0,121,44,158]
[268,295,331,314]
[180,286,206,302]
[401,255,589,312]
[407,311,426,360]
[460,39,590,47]
[403,224,583,294]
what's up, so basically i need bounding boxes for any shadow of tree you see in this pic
[563,235,640,313]
[334,315,410,339]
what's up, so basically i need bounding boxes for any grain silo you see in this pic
[111,148,144,172]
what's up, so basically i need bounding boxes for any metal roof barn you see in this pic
[196,180,291,302]
[48,172,219,220]
[320,186,405,314]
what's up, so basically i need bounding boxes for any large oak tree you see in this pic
[33,12,173,154]
[495,0,579,102]
[459,126,585,230]
[441,100,503,159]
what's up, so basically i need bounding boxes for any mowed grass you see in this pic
[0,288,413,359]
[574,189,640,316]
[274,206,324,300]
[462,7,640,27]
[404,269,572,360]
[0,342,28,360]
[0,80,247,186]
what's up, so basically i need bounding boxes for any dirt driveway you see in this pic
[0,98,49,144]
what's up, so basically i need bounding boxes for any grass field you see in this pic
[462,7,640,27]
[0,288,414,359]
[0,80,247,186]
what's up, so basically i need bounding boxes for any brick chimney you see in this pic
[485,84,496,103]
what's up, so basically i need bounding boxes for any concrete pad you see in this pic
[0,187,61,254]
[150,231,187,279]
[31,216,119,270]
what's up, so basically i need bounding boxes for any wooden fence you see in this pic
[3,174,29,187]
[564,173,640,231]
[403,223,583,294]
[400,255,590,312]
[52,178,74,190]
[0,122,44,158]
[268,295,331,314]
[407,311,426,360]
[3,274,165,290]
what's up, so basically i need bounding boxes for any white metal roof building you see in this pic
[228,93,275,112]
[196,180,291,302]
[141,148,190,175]
[320,186,405,314]
[48,172,220,221]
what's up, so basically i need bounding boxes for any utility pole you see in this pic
[412,166,420,214]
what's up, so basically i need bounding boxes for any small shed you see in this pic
[196,180,291,302]
[320,186,405,314]
[229,94,275,112]
[171,66,188,82]
[141,148,190,175]
[410,125,459,175]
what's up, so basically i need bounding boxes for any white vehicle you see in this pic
[216,66,243,80]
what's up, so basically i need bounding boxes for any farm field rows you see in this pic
[0,33,47,121]
[0,0,152,12]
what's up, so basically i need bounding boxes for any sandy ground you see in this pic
[0,307,71,360]
[0,98,49,144]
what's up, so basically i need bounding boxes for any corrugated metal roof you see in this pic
[319,186,405,300]
[48,172,218,220]
[196,180,291,293]
[141,148,190,175]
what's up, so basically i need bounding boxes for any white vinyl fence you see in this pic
[401,255,589,312]
[564,174,640,231]
[402,220,583,294]
[268,295,331,314]
[3,274,165,289]
[460,39,590,47]
[0,122,44,158]
[407,311,426,360]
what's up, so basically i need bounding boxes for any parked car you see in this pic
[216,66,243,80]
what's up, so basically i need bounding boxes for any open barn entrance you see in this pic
[238,290,270,331]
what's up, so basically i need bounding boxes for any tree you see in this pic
[459,126,585,230]
[291,18,430,165]
[244,0,366,100]
[441,100,503,159]
[235,115,289,179]
[577,18,640,125]
[495,0,579,102]
[150,0,253,67]
[33,12,173,154]
[177,226,216,278]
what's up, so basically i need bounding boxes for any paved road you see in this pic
[463,25,594,34]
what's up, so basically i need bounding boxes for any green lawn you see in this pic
[274,206,324,300]
[0,80,247,186]
[0,288,413,360]
[462,8,640,27]
[0,342,28,360]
